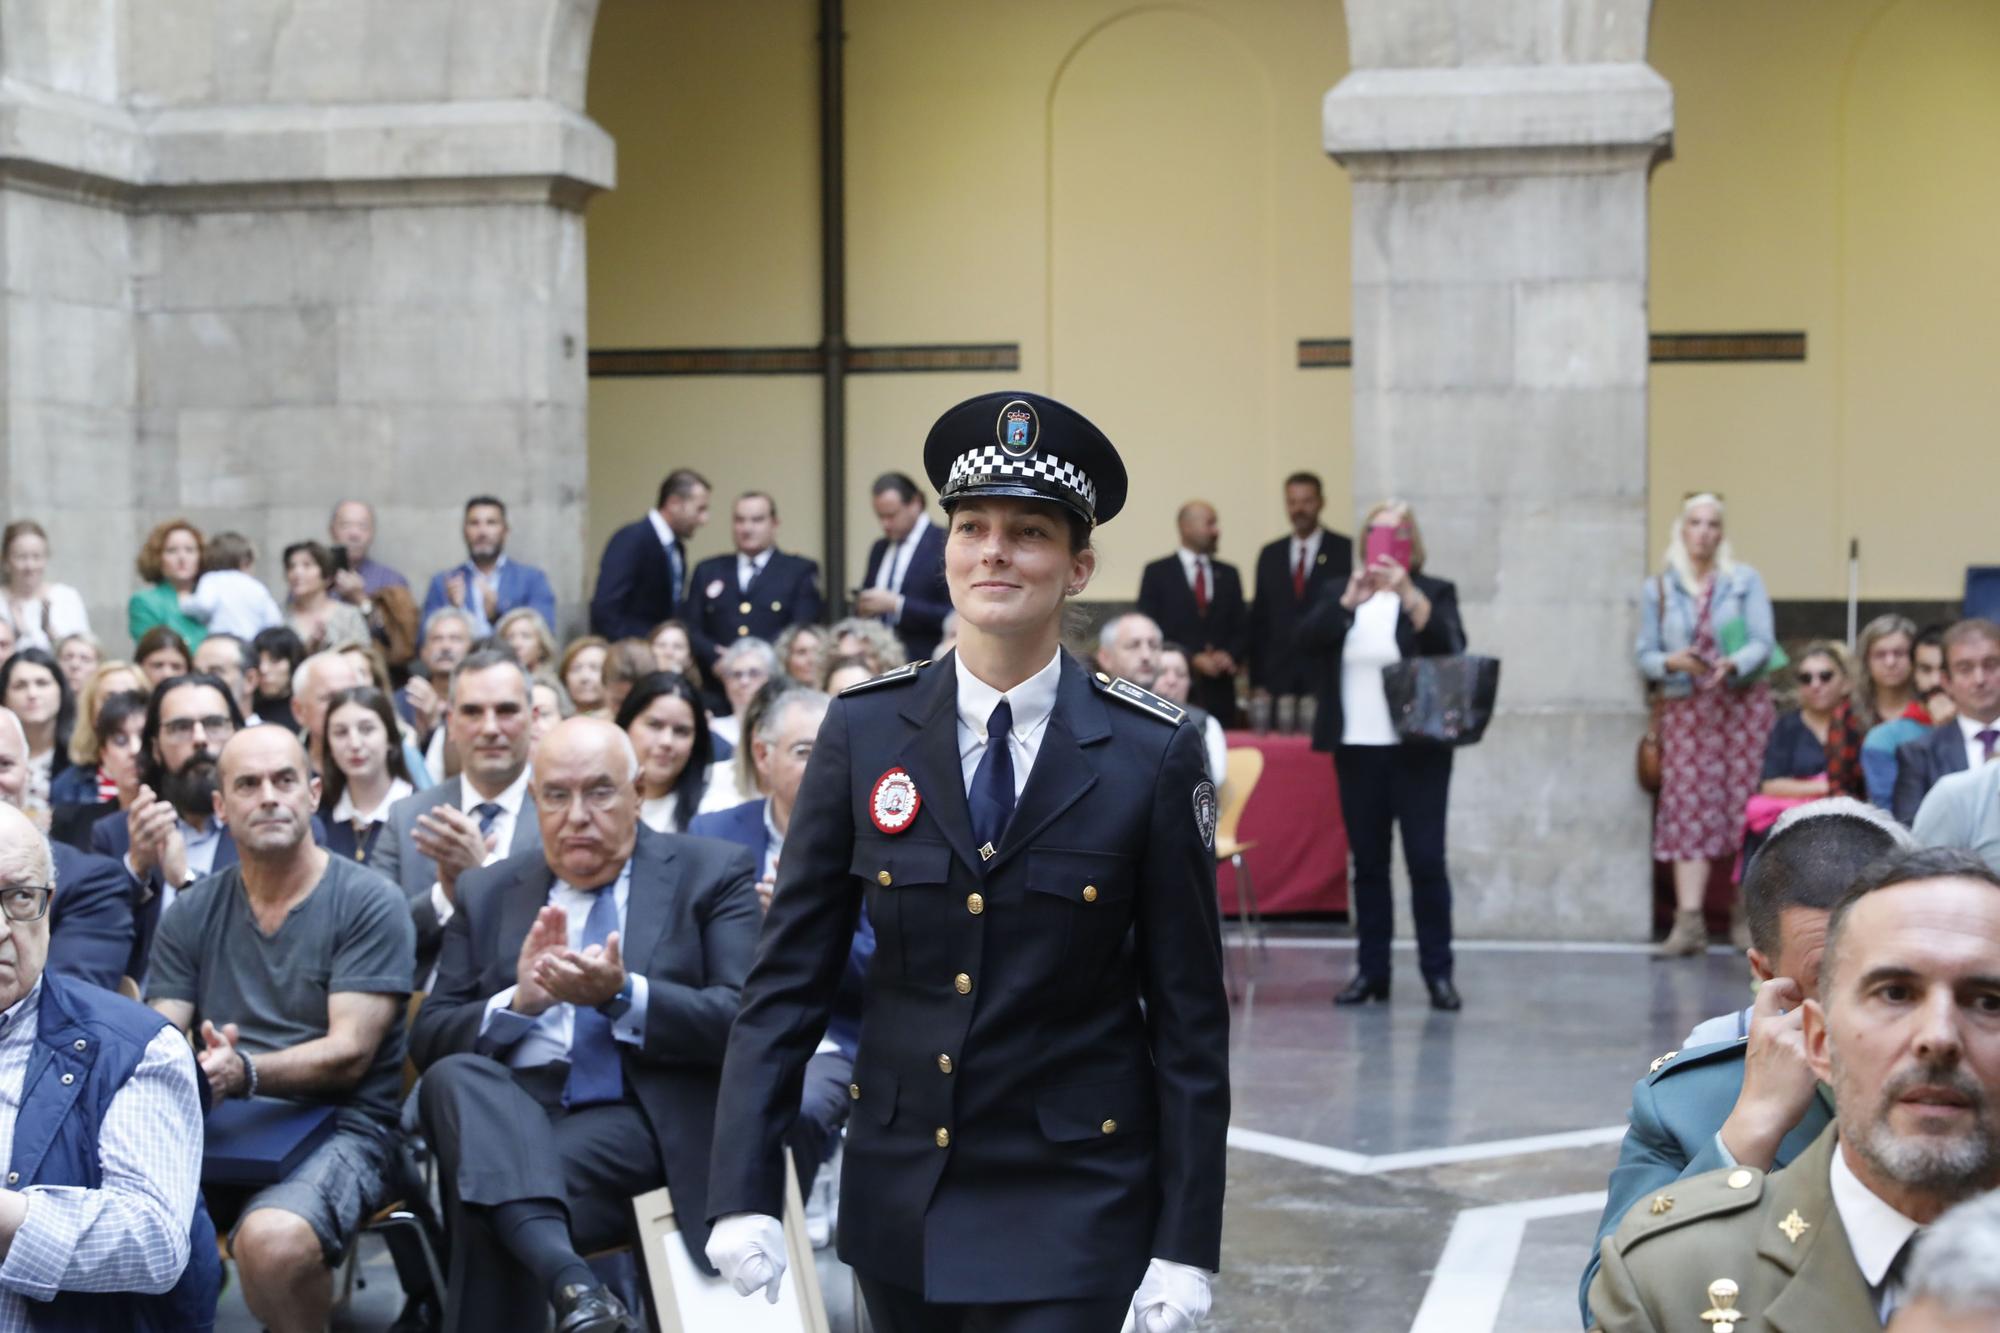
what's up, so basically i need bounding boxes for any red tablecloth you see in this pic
[1216,731,1347,916]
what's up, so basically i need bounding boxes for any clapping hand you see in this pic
[511,906,569,1017]
[414,807,494,904]
[535,932,626,1009]
[444,573,468,609]
[198,1021,248,1102]
[125,786,177,879]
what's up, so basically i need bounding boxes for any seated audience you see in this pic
[421,496,556,641]
[1893,618,2000,824]
[1,519,91,652]
[193,631,257,725]
[287,651,370,775]
[405,609,474,770]
[54,631,100,696]
[0,707,136,993]
[1912,756,2000,874]
[146,726,414,1333]
[0,647,74,822]
[820,653,874,696]
[557,636,610,719]
[1760,640,1852,800]
[127,518,208,647]
[410,717,759,1333]
[1850,614,1918,733]
[496,607,557,675]
[250,625,307,729]
[1587,846,2000,1331]
[774,623,826,688]
[180,530,283,642]
[529,676,572,743]
[320,686,417,869]
[0,618,14,664]
[134,626,192,688]
[598,637,657,722]
[617,671,712,834]
[700,680,781,816]
[283,540,369,652]
[375,650,541,984]
[709,638,776,748]
[588,469,710,641]
[1099,613,1225,781]
[1157,642,1228,786]
[327,498,410,597]
[1864,624,1949,810]
[50,687,148,853]
[1892,1190,2000,1331]
[827,616,906,675]
[0,801,219,1327]
[648,618,700,682]
[1580,798,1909,1324]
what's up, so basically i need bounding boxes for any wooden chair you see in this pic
[1217,747,1267,997]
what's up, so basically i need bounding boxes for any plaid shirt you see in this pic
[0,981,202,1324]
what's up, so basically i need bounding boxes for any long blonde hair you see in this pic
[1664,492,1736,588]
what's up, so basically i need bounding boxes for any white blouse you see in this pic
[1340,591,1402,747]
[2,584,91,653]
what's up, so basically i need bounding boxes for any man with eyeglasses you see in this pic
[0,801,221,1327]
[410,717,759,1333]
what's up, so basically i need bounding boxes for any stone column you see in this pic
[1324,2,1671,939]
[0,0,611,647]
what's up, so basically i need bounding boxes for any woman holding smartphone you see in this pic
[1300,500,1467,1011]
[1634,492,1777,956]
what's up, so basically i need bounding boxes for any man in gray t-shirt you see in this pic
[146,726,414,1333]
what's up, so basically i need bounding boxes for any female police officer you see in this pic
[705,391,1229,1333]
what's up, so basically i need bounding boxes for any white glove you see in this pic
[1132,1257,1212,1333]
[705,1211,788,1303]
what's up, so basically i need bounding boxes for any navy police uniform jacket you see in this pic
[708,651,1230,1303]
[1579,1037,1834,1327]
[685,549,824,670]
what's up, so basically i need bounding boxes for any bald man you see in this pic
[411,717,760,1333]
[1137,500,1248,725]
[147,726,413,1333]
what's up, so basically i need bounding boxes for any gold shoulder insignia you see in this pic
[1096,674,1186,726]
[839,660,930,696]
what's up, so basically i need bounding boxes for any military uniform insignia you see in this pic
[1650,1050,1679,1074]
[1096,674,1186,725]
[1700,1278,1741,1331]
[997,399,1039,456]
[839,660,929,696]
[1649,1194,1674,1215]
[870,768,922,834]
[1193,782,1217,850]
[1777,1209,1810,1244]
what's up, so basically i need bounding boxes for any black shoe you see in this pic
[554,1283,638,1333]
[388,1294,441,1333]
[1425,977,1463,1012]
[1333,974,1390,1006]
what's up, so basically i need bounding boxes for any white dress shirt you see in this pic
[0,982,203,1321]
[1,584,90,654]
[954,650,1062,800]
[429,767,533,927]
[1958,713,2000,771]
[1175,547,1212,596]
[871,514,933,622]
[736,549,772,592]
[1340,591,1402,746]
[476,861,650,1067]
[760,800,784,881]
[330,778,415,831]
[1829,1140,1923,1322]
[1290,531,1323,589]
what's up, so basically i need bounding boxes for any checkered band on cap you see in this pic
[946,446,1098,515]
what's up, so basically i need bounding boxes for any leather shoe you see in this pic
[1425,977,1463,1011]
[554,1284,638,1333]
[387,1294,440,1333]
[1333,974,1390,1006]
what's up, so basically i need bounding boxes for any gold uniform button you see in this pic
[954,973,972,995]
[878,871,892,887]
[739,601,752,614]
[935,1128,951,1148]
[937,1054,953,1074]
[736,625,749,636]
[770,601,782,612]
[848,1083,861,1100]
[966,893,984,915]
[1101,1119,1118,1135]
[1727,1169,1755,1190]
[1094,672,1111,684]
[1082,885,1098,903]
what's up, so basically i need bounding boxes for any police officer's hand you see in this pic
[1719,976,1817,1170]
[705,1211,787,1302]
[1132,1257,1211,1333]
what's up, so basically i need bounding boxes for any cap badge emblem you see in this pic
[870,768,922,835]
[997,400,1039,457]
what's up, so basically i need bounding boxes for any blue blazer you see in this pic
[48,843,137,993]
[1892,722,1971,826]
[1580,1037,1833,1327]
[862,523,950,661]
[421,559,557,641]
[687,799,874,1057]
[685,550,824,671]
[590,517,681,641]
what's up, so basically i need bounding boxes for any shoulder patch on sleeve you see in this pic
[1645,1039,1748,1086]
[1093,672,1186,726]
[839,660,930,696]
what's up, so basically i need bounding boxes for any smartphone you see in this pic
[1364,525,1414,570]
[329,547,350,574]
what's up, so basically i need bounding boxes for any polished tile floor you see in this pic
[218,928,1748,1332]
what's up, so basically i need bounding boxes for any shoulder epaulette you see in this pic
[1610,1162,1766,1252]
[1092,672,1185,726]
[840,660,929,696]
[1646,1038,1749,1085]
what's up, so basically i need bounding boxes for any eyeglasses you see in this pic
[1796,670,1838,686]
[538,783,624,812]
[161,715,236,741]
[0,886,52,923]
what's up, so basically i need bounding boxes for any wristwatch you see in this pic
[596,976,635,1022]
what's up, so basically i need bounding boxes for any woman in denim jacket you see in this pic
[1634,493,1778,956]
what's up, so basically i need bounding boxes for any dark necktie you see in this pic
[1979,728,1999,762]
[667,540,685,604]
[563,887,624,1108]
[968,700,1016,858]
[473,802,502,840]
[1193,559,1209,614]
[1293,546,1307,600]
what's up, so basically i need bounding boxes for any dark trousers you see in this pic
[419,1053,664,1333]
[787,1046,855,1180]
[1334,743,1455,981]
[858,1276,1132,1333]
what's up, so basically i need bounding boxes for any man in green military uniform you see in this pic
[1590,848,2000,1332]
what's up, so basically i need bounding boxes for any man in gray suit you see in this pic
[1892,619,2000,824]
[375,649,541,983]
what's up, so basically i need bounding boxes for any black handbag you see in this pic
[1382,655,1501,747]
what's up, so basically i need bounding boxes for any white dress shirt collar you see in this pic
[646,508,677,553]
[461,765,532,820]
[1829,1138,1923,1291]
[956,650,1061,745]
[332,777,415,827]
[738,548,773,587]
[1176,547,1213,587]
[1291,529,1322,568]
[1957,712,2000,768]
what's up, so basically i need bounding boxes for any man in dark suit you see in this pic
[854,472,950,661]
[373,650,542,983]
[1892,618,2000,824]
[411,716,760,1333]
[588,468,711,641]
[1248,472,1351,700]
[1136,500,1249,725]
[421,496,558,643]
[685,491,823,683]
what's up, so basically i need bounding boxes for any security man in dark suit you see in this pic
[587,468,711,640]
[855,472,952,661]
[706,391,1229,1333]
[1248,471,1351,700]
[410,716,760,1333]
[685,490,825,681]
[1136,502,1248,726]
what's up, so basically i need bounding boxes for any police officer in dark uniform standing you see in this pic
[705,391,1230,1333]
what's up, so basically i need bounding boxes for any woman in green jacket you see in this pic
[126,518,208,648]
